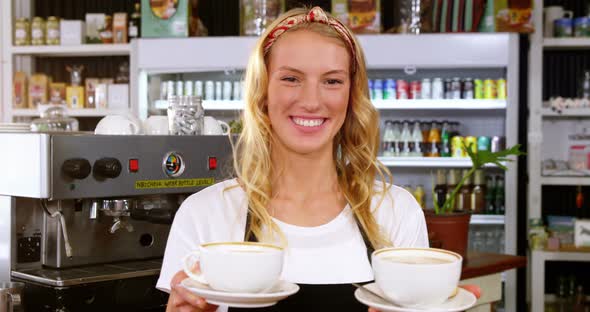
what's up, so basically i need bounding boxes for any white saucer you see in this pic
[355,283,477,312]
[180,278,300,308]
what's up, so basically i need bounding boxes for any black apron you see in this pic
[229,211,374,311]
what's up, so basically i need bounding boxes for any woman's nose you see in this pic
[300,83,321,111]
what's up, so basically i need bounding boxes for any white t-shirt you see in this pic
[156,178,428,295]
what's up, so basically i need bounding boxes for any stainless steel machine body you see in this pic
[0,133,233,311]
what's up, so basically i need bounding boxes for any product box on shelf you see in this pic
[85,14,106,43]
[477,0,534,33]
[332,0,381,33]
[113,13,128,43]
[13,72,27,109]
[49,83,66,105]
[85,78,100,108]
[29,74,50,108]
[575,219,590,247]
[66,86,85,109]
[107,84,129,109]
[141,0,189,38]
[60,20,85,45]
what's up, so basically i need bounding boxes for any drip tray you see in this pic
[12,259,162,287]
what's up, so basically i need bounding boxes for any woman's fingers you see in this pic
[459,284,482,299]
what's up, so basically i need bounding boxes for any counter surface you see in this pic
[461,252,527,280]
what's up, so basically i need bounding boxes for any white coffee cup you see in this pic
[545,6,573,37]
[95,115,142,135]
[143,116,169,135]
[372,248,462,308]
[203,116,230,135]
[183,242,284,293]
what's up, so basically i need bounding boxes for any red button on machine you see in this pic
[208,157,217,170]
[129,159,139,172]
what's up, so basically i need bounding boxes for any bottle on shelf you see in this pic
[440,120,451,157]
[129,2,142,41]
[382,120,396,157]
[410,120,423,157]
[420,121,430,155]
[446,169,459,211]
[485,175,496,214]
[400,120,412,157]
[427,121,441,157]
[471,170,486,214]
[413,184,425,208]
[434,169,447,209]
[457,169,472,211]
[494,175,505,214]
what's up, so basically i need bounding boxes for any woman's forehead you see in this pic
[267,30,350,73]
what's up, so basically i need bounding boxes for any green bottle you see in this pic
[441,121,451,157]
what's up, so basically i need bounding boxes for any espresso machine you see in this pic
[0,133,232,311]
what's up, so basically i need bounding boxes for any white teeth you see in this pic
[293,117,324,127]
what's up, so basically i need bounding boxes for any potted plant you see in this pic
[425,144,524,258]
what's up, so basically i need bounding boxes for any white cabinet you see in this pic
[527,1,590,311]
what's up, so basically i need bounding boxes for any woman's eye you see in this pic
[281,76,298,83]
[326,79,343,85]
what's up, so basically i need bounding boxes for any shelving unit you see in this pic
[9,44,131,57]
[528,2,590,311]
[0,1,133,123]
[377,156,505,168]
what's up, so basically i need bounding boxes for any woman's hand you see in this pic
[166,270,219,312]
[367,284,482,312]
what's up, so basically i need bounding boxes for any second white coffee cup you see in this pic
[183,242,284,293]
[203,116,230,135]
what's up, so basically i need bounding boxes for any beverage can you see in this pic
[184,81,194,96]
[373,79,384,100]
[215,81,222,100]
[194,80,204,98]
[384,79,397,100]
[421,78,432,99]
[397,79,409,99]
[491,136,505,152]
[368,79,374,99]
[484,79,497,99]
[465,136,478,154]
[166,81,175,98]
[444,78,453,99]
[223,81,232,101]
[205,80,214,100]
[477,136,491,152]
[463,78,474,99]
[432,78,444,99]
[451,136,465,158]
[410,80,421,99]
[175,81,184,97]
[474,79,484,99]
[497,79,507,99]
[232,81,241,100]
[451,77,462,99]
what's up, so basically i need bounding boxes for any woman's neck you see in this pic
[270,145,339,201]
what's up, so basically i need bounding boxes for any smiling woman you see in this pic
[158,6,431,312]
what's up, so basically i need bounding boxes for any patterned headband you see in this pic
[263,6,357,73]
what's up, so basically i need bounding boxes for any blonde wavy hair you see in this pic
[233,7,393,249]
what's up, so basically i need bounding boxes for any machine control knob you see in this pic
[62,158,91,179]
[93,158,122,179]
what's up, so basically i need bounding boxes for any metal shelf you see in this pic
[540,176,590,185]
[470,214,505,225]
[532,250,590,262]
[541,107,590,117]
[12,108,129,117]
[10,44,131,57]
[378,156,504,168]
[202,100,507,111]
[543,38,590,50]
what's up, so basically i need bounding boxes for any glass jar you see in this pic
[14,18,30,46]
[46,16,60,45]
[240,0,284,36]
[31,17,45,46]
[31,106,79,132]
[167,96,204,135]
